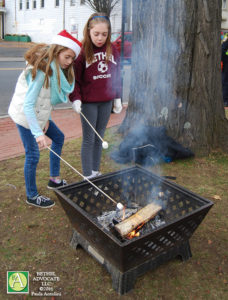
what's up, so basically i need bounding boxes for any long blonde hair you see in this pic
[24,44,74,89]
[82,12,112,64]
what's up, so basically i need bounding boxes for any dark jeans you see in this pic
[222,82,228,105]
[16,120,64,198]
[222,73,228,105]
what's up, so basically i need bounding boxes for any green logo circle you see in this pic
[9,273,27,292]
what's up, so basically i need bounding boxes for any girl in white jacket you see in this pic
[8,30,81,208]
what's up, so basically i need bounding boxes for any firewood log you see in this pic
[114,203,162,237]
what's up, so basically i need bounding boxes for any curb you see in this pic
[0,41,34,48]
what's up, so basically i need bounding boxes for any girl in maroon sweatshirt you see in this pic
[70,12,122,178]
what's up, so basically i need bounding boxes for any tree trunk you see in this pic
[121,0,228,155]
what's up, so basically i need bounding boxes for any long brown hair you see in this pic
[24,44,74,89]
[82,12,112,64]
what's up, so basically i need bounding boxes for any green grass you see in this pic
[0,125,227,299]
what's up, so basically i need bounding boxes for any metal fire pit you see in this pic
[54,166,213,294]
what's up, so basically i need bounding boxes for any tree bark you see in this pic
[121,0,228,155]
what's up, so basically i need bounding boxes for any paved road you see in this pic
[0,49,27,58]
[0,60,73,116]
[0,61,26,116]
[0,45,73,116]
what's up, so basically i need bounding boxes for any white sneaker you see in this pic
[84,174,96,180]
[92,170,102,177]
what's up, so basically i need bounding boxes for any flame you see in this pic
[126,222,145,240]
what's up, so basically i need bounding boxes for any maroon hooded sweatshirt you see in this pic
[69,44,122,103]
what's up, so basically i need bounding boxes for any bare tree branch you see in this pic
[85,0,120,17]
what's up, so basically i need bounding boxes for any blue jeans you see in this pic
[16,120,64,198]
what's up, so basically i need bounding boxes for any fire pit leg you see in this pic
[109,267,137,295]
[178,240,192,261]
[70,229,81,250]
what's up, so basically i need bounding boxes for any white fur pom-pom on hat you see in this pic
[51,30,82,58]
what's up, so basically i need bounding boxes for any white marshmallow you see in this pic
[102,141,109,149]
[117,202,124,210]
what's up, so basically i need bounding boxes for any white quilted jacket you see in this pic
[8,66,52,132]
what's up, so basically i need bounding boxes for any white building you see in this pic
[2,1,227,43]
[2,0,129,43]
[0,0,6,38]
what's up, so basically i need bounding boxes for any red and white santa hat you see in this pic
[51,30,82,58]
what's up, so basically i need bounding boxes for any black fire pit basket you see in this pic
[54,166,213,273]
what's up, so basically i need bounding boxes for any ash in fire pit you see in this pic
[96,207,138,228]
[96,203,166,242]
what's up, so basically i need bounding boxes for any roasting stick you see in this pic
[80,111,108,149]
[46,146,123,210]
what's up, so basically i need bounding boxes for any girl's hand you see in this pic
[72,100,82,113]
[113,98,122,114]
[36,135,47,148]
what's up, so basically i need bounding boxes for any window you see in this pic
[70,0,76,6]
[71,22,78,39]
[19,0,22,10]
[40,0,44,8]
[33,0,36,9]
[223,0,227,9]
[55,0,59,7]
[26,0,30,9]
[0,0,5,8]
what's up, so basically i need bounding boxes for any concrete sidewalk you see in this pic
[0,106,126,161]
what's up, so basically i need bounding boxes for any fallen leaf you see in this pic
[219,266,223,274]
[6,183,16,189]
[213,195,221,200]
[208,240,212,245]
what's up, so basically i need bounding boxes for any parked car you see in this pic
[111,31,132,61]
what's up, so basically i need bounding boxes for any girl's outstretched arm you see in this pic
[69,53,84,102]
[23,70,45,138]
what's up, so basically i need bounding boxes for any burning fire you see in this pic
[126,222,145,239]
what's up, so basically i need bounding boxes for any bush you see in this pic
[19,35,31,42]
[4,34,31,42]
[4,34,19,41]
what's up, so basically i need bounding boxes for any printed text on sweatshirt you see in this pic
[69,44,121,103]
